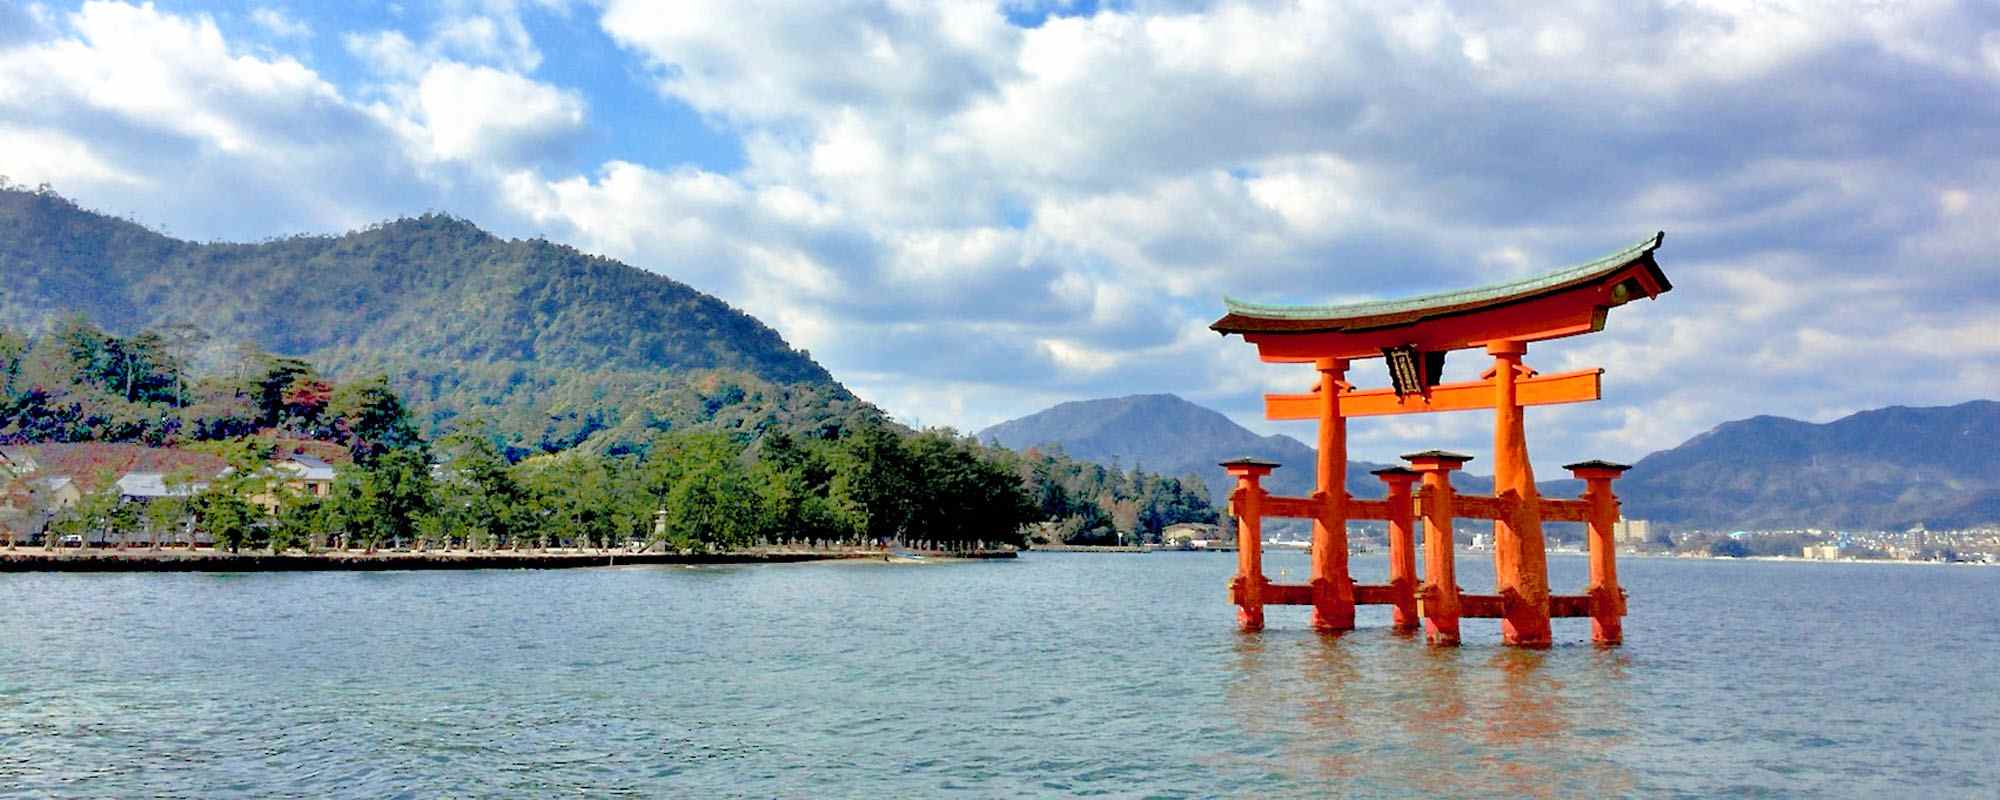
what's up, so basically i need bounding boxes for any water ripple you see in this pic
[0,553,1995,796]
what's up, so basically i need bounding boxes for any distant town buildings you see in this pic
[1163,522,1224,549]
[1802,543,1843,560]
[1613,517,1651,544]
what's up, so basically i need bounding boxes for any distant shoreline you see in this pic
[1023,545,1992,567]
[0,547,1017,573]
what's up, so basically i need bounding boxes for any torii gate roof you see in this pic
[1211,232,1670,362]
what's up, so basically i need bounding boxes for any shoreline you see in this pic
[0,547,1017,573]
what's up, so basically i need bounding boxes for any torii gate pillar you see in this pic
[1310,357,1355,632]
[1488,339,1552,647]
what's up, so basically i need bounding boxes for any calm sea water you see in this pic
[1,551,1995,798]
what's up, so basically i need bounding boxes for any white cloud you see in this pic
[413,61,585,162]
[345,30,427,77]
[249,7,311,40]
[8,0,1999,474]
[0,1,340,154]
[0,123,145,188]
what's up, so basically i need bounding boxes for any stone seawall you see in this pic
[0,548,1017,573]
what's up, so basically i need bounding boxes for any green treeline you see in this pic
[0,315,419,458]
[10,317,1216,551]
[0,186,861,457]
[1016,452,1217,545]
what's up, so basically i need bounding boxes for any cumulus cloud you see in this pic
[0,1,429,234]
[4,0,1996,473]
[248,7,311,39]
[412,61,585,162]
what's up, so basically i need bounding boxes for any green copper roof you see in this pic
[1221,232,1665,323]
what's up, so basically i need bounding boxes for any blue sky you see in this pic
[2,0,1996,473]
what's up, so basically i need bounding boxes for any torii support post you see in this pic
[1405,451,1470,646]
[1372,466,1420,633]
[1223,458,1279,632]
[1488,340,1553,648]
[1311,357,1355,633]
[1566,460,1632,645]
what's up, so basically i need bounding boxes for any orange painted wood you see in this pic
[1489,343,1553,647]
[1310,359,1356,633]
[1377,471,1420,632]
[1353,583,1401,605]
[1574,471,1627,644]
[1548,594,1595,618]
[1227,467,1270,632]
[1345,498,1398,520]
[1414,469,1461,646]
[1457,593,1507,618]
[1264,583,1315,606]
[1540,498,1593,522]
[1260,495,1323,520]
[1449,494,1520,521]
[1264,368,1602,420]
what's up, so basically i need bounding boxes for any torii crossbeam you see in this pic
[1209,233,1672,647]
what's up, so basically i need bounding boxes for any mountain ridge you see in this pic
[0,187,874,454]
[983,394,2000,531]
[977,393,1509,502]
[1619,399,2000,530]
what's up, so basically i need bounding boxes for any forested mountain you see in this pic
[1618,400,2000,531]
[0,186,866,454]
[0,318,1217,547]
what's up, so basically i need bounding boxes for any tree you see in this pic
[153,320,210,408]
[435,426,522,549]
[196,489,257,553]
[828,424,915,544]
[69,471,122,549]
[270,493,325,553]
[359,448,434,551]
[328,374,422,463]
[325,471,372,551]
[235,350,314,427]
[659,456,761,552]
[518,454,622,551]
[1709,538,1751,558]
[159,467,202,549]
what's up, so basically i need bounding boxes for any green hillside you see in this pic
[0,186,869,454]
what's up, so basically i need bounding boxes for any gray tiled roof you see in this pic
[1221,232,1664,322]
[115,472,204,498]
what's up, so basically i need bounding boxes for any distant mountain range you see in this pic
[1617,400,2000,531]
[980,394,2000,531]
[0,188,877,454]
[976,394,1505,502]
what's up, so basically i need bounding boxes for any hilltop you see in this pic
[0,187,874,454]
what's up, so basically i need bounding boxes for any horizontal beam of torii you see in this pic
[1263,368,1601,420]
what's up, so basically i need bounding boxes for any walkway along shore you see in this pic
[0,547,1017,573]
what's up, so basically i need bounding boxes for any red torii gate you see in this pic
[1209,233,1672,647]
